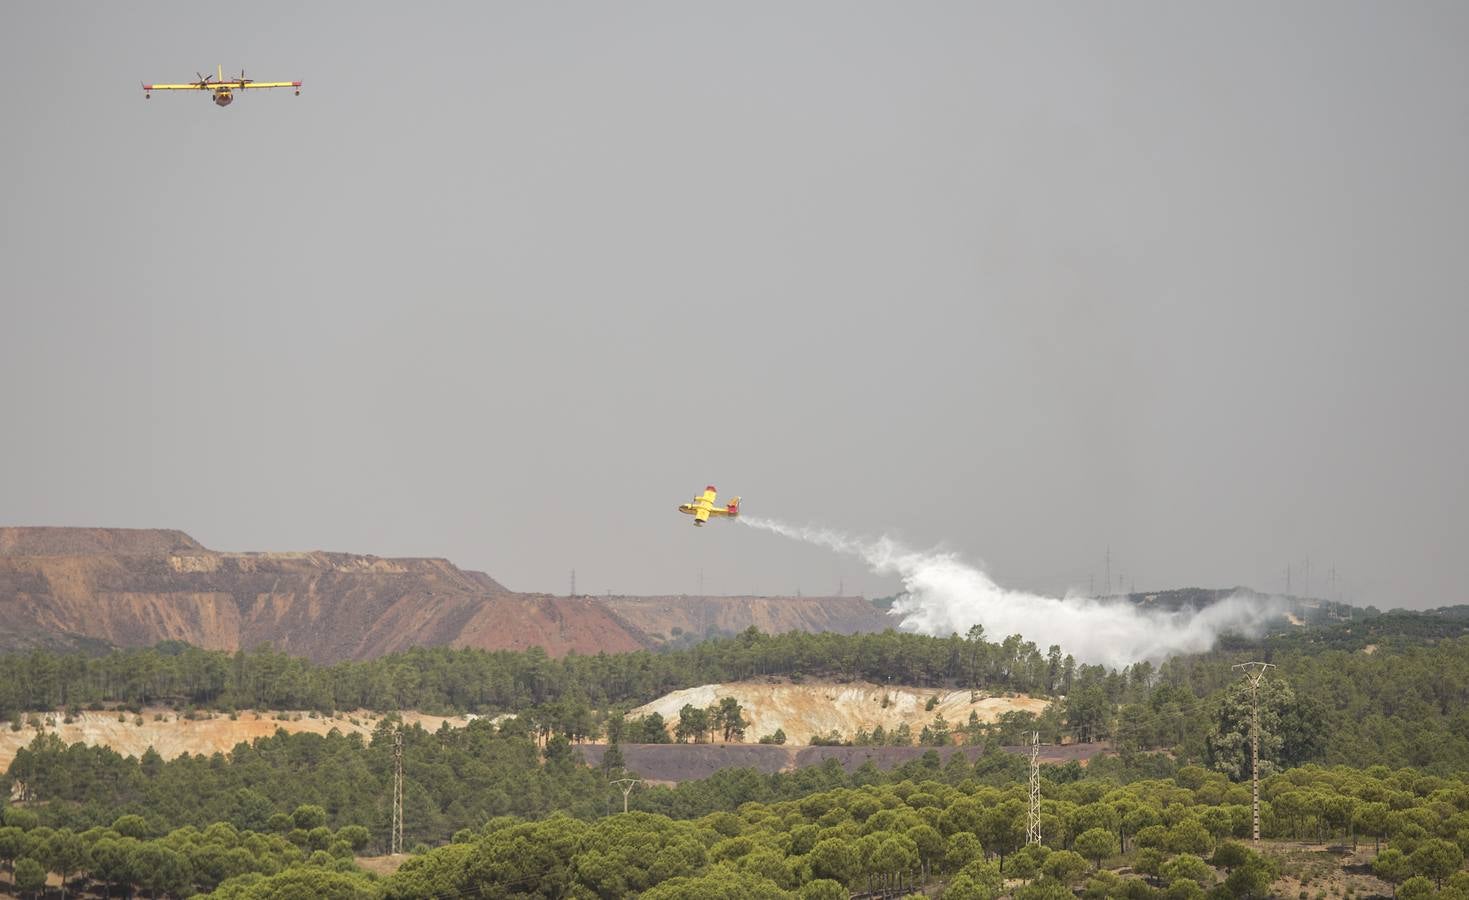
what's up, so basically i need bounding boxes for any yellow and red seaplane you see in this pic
[143,66,301,107]
[678,486,741,527]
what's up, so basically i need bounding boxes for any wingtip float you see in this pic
[678,485,741,527]
[143,65,301,106]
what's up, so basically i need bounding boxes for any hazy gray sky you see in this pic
[3,3,1466,609]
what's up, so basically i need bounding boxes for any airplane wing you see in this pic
[141,80,300,91]
[695,488,716,524]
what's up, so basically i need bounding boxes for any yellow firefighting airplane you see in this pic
[143,66,301,107]
[678,485,741,526]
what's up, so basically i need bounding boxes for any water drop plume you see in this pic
[740,516,1284,668]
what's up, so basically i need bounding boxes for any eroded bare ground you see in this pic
[628,680,1050,745]
[0,709,471,773]
[0,527,653,661]
[2,683,1060,779]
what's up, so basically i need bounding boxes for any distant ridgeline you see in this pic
[1122,587,1366,623]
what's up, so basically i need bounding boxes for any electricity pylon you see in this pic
[1231,662,1275,842]
[391,729,404,854]
[1027,731,1041,845]
[610,777,641,814]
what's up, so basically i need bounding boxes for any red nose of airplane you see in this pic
[705,485,716,492]
[214,92,233,107]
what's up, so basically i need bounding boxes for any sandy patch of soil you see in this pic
[628,681,1049,745]
[356,853,411,876]
[1,708,471,773]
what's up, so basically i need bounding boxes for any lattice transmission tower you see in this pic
[1027,731,1042,845]
[391,729,404,854]
[1232,662,1275,842]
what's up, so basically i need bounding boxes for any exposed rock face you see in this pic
[0,528,896,662]
[0,527,653,662]
[603,594,892,642]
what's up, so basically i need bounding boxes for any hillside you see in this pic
[603,594,891,644]
[1122,585,1364,626]
[0,527,653,662]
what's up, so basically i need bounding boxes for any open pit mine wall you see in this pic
[0,528,892,663]
[0,527,654,662]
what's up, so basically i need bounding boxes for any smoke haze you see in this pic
[741,516,1286,669]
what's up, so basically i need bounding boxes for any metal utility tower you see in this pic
[610,777,641,814]
[1231,662,1275,841]
[391,729,404,854]
[1026,731,1041,845]
[570,569,576,597]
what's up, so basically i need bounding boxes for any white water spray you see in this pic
[741,516,1285,669]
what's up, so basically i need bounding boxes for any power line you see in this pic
[1231,662,1275,842]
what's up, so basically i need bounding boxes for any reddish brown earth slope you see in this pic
[0,527,653,662]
